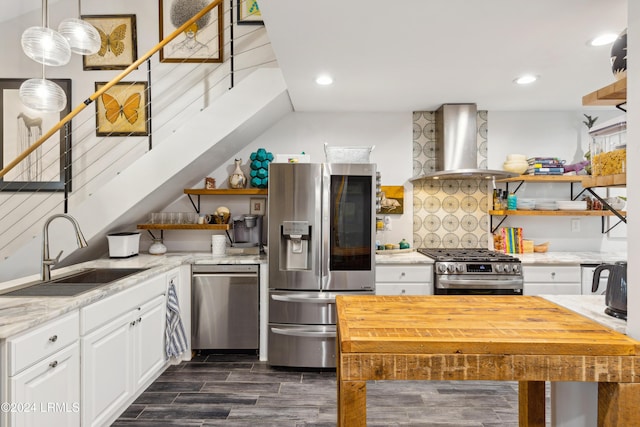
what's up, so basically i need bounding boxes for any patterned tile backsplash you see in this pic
[412,111,490,249]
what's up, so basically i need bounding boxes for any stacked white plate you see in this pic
[535,200,558,211]
[516,198,536,210]
[557,200,587,211]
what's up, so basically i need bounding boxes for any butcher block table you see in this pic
[335,295,640,426]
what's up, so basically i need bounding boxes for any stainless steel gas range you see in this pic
[417,248,523,295]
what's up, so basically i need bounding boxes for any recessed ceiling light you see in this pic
[514,74,538,85]
[315,75,333,85]
[589,33,618,46]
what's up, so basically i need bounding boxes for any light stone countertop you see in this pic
[542,295,627,334]
[0,252,266,340]
[0,250,628,340]
[375,250,627,266]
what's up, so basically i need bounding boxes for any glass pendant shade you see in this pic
[19,78,67,113]
[21,26,71,66]
[58,18,101,55]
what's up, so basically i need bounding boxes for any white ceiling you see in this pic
[0,0,61,23]
[259,0,627,112]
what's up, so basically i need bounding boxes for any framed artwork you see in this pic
[82,15,138,70]
[0,78,72,192]
[378,185,404,214]
[237,0,263,25]
[159,0,223,63]
[95,82,149,136]
[249,197,266,215]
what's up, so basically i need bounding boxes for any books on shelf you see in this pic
[526,157,565,175]
[526,167,565,175]
[500,227,523,254]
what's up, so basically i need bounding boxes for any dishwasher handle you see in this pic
[193,273,257,279]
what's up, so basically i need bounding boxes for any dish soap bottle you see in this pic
[399,239,410,249]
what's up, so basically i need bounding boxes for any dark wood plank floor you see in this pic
[112,352,537,426]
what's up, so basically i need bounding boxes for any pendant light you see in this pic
[21,0,72,66]
[58,0,100,55]
[19,0,69,112]
[19,77,67,113]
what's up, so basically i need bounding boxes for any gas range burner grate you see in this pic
[417,248,519,263]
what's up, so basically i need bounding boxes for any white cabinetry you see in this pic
[375,264,433,295]
[80,275,166,427]
[523,266,581,295]
[6,311,80,427]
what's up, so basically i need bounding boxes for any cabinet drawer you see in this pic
[376,283,432,295]
[8,310,79,376]
[375,265,432,283]
[523,266,580,283]
[524,282,581,296]
[80,274,165,335]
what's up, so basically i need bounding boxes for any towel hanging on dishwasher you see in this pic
[166,282,188,358]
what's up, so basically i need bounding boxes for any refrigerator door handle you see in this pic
[270,327,336,338]
[270,294,336,304]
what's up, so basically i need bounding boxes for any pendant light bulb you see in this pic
[19,78,67,113]
[58,18,101,55]
[21,26,72,66]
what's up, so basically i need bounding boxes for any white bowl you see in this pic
[605,197,625,210]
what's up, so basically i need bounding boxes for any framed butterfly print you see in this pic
[82,15,138,70]
[237,0,263,25]
[159,0,224,63]
[95,82,149,137]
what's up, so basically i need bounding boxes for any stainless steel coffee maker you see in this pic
[229,214,263,255]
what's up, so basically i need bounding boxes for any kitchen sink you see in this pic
[0,268,149,297]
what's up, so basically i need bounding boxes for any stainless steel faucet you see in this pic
[42,214,88,281]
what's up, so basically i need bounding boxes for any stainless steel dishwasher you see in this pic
[191,264,259,350]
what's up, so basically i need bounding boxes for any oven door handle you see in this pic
[438,277,523,289]
[270,327,336,338]
[271,294,336,304]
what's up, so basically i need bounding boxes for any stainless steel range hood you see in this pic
[410,104,517,181]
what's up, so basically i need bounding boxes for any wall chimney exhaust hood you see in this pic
[410,104,518,181]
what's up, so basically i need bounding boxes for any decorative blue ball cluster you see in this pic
[249,148,273,188]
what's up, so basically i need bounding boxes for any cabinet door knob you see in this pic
[137,317,142,324]
[401,289,406,294]
[49,360,58,368]
[49,335,58,342]
[551,272,556,279]
[130,321,136,326]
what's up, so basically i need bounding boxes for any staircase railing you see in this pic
[0,0,275,260]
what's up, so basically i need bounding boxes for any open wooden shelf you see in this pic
[137,223,230,230]
[489,209,625,217]
[581,174,626,188]
[582,77,627,106]
[184,188,267,195]
[497,175,583,183]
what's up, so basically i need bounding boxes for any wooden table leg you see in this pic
[338,380,367,427]
[598,382,640,426]
[519,381,545,427]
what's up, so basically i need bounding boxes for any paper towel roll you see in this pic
[212,235,227,257]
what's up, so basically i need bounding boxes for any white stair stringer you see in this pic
[0,68,292,282]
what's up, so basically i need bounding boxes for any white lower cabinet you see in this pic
[375,264,433,295]
[81,281,166,427]
[9,342,80,427]
[523,266,581,295]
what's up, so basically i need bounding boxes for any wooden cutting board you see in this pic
[336,295,640,356]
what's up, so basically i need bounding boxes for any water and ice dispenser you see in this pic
[280,221,310,270]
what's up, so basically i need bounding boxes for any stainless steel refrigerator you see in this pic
[267,163,376,368]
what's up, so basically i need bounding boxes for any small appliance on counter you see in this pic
[107,231,140,258]
[227,214,263,255]
[592,261,627,320]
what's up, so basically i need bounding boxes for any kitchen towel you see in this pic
[165,282,188,358]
